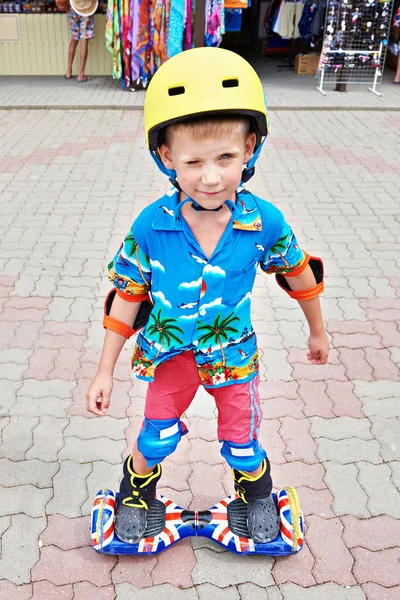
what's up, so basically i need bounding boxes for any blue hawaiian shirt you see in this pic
[108,186,305,388]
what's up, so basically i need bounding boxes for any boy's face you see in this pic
[158,126,256,208]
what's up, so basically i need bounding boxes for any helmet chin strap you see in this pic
[191,201,223,212]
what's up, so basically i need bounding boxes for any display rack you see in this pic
[317,0,394,96]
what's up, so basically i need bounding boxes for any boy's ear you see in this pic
[158,144,174,170]
[243,132,257,164]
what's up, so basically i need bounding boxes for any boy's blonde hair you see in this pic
[162,116,251,147]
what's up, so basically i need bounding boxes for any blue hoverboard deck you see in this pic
[91,487,304,556]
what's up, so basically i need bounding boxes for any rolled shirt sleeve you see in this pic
[260,221,305,275]
[108,229,151,300]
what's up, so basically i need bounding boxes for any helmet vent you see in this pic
[222,78,239,88]
[168,86,185,96]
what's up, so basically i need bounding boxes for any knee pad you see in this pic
[220,439,266,472]
[138,417,188,468]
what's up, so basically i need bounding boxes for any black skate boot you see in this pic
[233,458,280,544]
[115,455,162,544]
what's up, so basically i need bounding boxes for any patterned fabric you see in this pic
[128,0,140,82]
[105,0,122,79]
[68,8,95,40]
[121,0,132,88]
[168,0,185,57]
[108,187,305,388]
[205,0,225,46]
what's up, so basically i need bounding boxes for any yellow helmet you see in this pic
[144,47,268,154]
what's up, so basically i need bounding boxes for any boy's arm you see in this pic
[282,265,329,365]
[86,296,142,416]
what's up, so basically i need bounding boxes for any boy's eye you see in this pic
[186,160,199,165]
[220,153,233,160]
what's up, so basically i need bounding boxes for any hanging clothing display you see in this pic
[273,0,305,39]
[106,0,247,87]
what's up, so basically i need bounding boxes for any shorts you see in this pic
[68,9,95,41]
[144,351,262,444]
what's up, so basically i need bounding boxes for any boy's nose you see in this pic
[202,168,221,185]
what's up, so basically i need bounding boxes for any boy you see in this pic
[86,47,329,545]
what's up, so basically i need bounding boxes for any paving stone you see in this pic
[280,583,366,600]
[310,417,373,441]
[279,417,318,463]
[338,349,373,381]
[0,514,46,584]
[361,583,400,600]
[370,416,400,461]
[111,554,157,587]
[45,296,73,321]
[188,463,225,511]
[186,416,217,441]
[238,583,283,600]
[196,583,240,599]
[357,462,400,518]
[0,484,52,517]
[47,460,92,517]
[158,462,192,494]
[188,438,224,466]
[192,547,274,587]
[0,581,32,600]
[341,515,400,551]
[64,415,128,441]
[35,321,89,349]
[278,321,307,349]
[258,380,299,400]
[81,461,122,515]
[389,346,400,366]
[18,378,75,400]
[115,583,198,600]
[184,385,216,419]
[12,322,44,349]
[364,348,400,381]
[273,540,316,587]
[306,515,356,585]
[59,436,125,464]
[152,539,196,588]
[0,458,57,492]
[0,380,21,416]
[296,380,333,418]
[373,321,400,348]
[331,333,382,349]
[323,462,369,518]
[325,382,364,418]
[296,487,335,518]
[40,514,90,550]
[31,581,73,600]
[260,347,292,382]
[31,545,117,586]
[273,462,326,491]
[389,461,400,491]
[23,348,58,380]
[326,321,375,335]
[261,396,305,420]
[317,438,381,465]
[0,415,39,460]
[73,582,116,600]
[259,418,286,464]
[27,416,68,461]
[352,547,400,587]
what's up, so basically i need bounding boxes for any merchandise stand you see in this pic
[317,0,394,96]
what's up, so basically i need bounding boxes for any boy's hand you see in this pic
[86,371,113,416]
[307,332,329,365]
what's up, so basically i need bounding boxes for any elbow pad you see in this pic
[276,255,324,300]
[103,288,152,339]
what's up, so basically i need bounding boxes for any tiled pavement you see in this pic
[0,105,400,599]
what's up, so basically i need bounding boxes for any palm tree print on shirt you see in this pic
[197,313,240,368]
[147,310,184,360]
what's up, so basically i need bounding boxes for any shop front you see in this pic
[0,0,398,88]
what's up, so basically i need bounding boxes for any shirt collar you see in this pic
[152,187,262,232]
